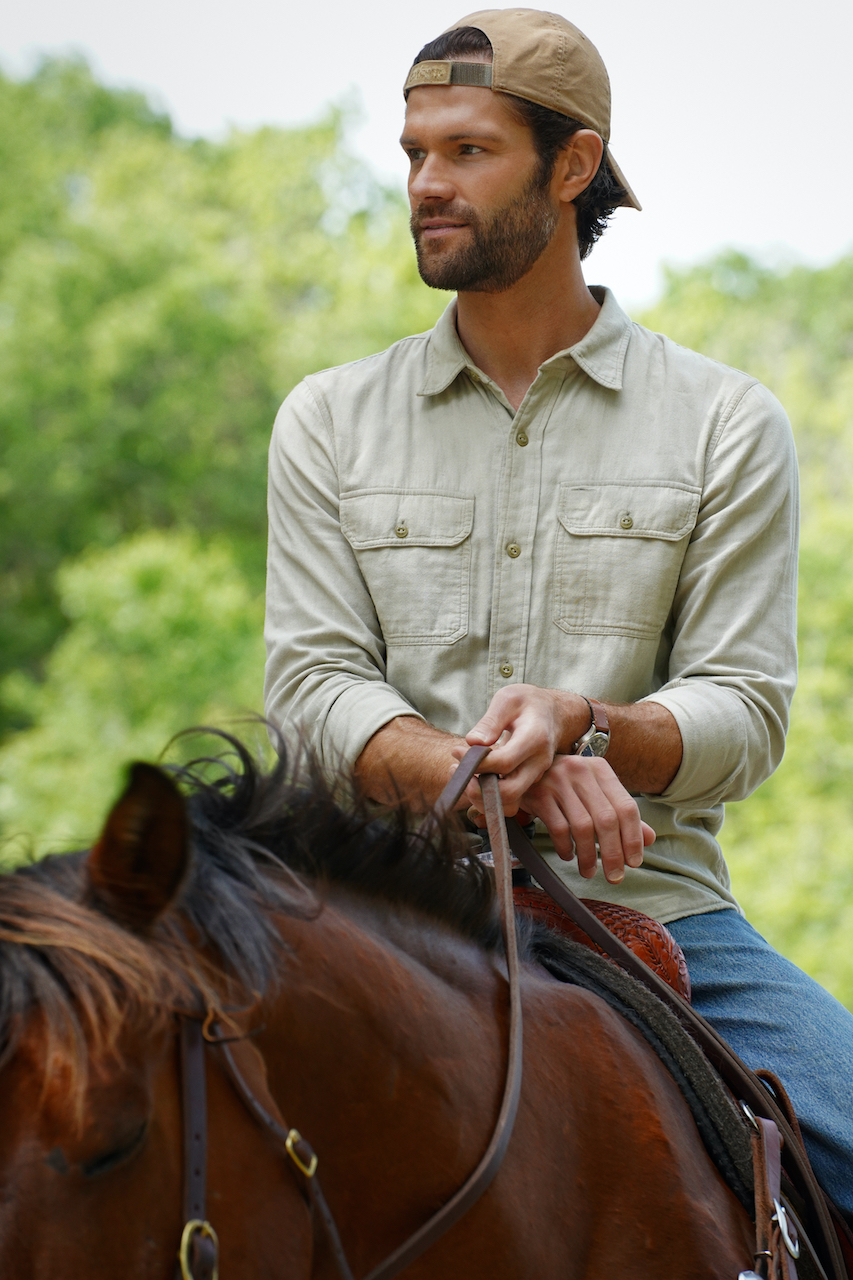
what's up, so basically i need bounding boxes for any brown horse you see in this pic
[1,739,759,1278]
[0,764,313,1278]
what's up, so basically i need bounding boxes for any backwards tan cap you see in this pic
[404,8,640,211]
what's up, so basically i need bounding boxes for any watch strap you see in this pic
[571,696,610,756]
[585,696,610,736]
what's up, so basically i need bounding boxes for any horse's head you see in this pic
[0,762,313,1278]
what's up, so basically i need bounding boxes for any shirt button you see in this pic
[499,662,514,678]
[620,515,633,529]
[516,432,529,447]
[469,369,481,382]
[395,524,408,538]
[506,542,521,558]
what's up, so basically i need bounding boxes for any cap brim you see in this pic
[606,146,641,211]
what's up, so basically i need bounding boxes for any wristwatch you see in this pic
[571,696,610,758]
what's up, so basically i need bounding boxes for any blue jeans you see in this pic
[667,909,853,1226]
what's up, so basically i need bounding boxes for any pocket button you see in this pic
[619,514,633,529]
[395,524,409,538]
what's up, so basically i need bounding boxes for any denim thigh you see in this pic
[667,908,853,1225]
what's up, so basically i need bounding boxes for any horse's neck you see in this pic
[256,891,507,1224]
[266,888,504,1076]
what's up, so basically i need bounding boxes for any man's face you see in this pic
[401,82,557,293]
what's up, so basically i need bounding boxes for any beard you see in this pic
[410,175,558,294]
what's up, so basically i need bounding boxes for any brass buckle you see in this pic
[285,1128,318,1178]
[178,1219,220,1280]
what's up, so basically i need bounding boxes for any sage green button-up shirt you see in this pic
[265,288,798,924]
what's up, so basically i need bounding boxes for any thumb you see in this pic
[466,709,507,747]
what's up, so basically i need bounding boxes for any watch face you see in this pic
[579,732,609,758]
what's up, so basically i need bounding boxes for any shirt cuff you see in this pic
[320,680,425,774]
[641,682,750,807]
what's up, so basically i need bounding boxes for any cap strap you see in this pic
[404,61,493,94]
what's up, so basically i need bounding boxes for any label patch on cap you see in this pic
[404,61,493,94]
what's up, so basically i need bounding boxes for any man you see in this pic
[265,9,853,1220]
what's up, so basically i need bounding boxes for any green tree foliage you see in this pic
[0,58,446,713]
[641,253,853,1006]
[1,61,852,1007]
[0,529,266,861]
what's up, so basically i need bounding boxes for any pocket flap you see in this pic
[558,482,700,541]
[340,490,474,549]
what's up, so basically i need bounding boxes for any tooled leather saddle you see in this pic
[513,886,692,1001]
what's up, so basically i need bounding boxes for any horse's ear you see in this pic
[87,762,189,931]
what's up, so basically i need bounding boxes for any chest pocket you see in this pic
[554,482,700,640]
[340,490,474,645]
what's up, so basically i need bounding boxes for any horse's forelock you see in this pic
[0,876,196,1099]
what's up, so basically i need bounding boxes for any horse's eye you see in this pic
[80,1121,148,1179]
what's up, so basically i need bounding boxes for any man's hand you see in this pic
[464,753,655,884]
[462,684,584,805]
[453,683,661,883]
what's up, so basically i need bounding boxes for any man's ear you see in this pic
[87,762,189,931]
[554,128,605,206]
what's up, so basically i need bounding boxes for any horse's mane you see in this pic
[0,732,499,1085]
[171,733,501,975]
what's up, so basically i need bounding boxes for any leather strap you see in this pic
[181,1017,208,1223]
[438,747,847,1280]
[505,818,844,1278]
[572,696,610,756]
[215,1035,355,1280]
[749,1113,799,1280]
[176,1017,219,1280]
[586,697,610,735]
[212,761,524,1280]
[360,772,522,1280]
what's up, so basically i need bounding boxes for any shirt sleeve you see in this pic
[642,379,799,808]
[264,379,424,771]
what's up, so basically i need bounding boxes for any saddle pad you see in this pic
[513,886,692,1002]
[530,927,754,1213]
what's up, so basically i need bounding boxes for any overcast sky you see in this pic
[3,0,852,307]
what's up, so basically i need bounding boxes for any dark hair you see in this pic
[411,28,627,259]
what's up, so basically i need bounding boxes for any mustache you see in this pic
[410,201,478,231]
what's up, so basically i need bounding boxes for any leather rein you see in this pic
[174,757,521,1280]
[173,746,847,1280]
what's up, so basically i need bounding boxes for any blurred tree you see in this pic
[0,58,447,726]
[1,59,852,1006]
[641,252,853,1007]
[0,529,266,860]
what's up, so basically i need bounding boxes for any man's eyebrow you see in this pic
[399,131,505,146]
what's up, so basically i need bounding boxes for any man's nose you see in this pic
[408,154,456,206]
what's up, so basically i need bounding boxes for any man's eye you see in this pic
[406,148,426,162]
[459,145,484,156]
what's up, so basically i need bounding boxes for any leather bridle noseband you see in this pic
[173,748,845,1280]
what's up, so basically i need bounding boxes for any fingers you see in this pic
[455,743,655,885]
[466,686,529,746]
[464,686,561,790]
[520,756,650,885]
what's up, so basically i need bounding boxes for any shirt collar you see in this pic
[419,286,633,396]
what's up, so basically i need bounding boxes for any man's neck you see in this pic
[455,236,601,412]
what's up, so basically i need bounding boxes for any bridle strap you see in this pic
[214,1035,355,1280]
[181,1017,207,1223]
[176,1017,219,1280]
[431,749,845,1280]
[211,759,524,1280]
